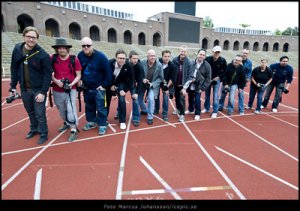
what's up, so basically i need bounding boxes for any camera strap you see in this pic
[65,91,76,125]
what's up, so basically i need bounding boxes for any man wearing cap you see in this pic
[10,26,52,145]
[51,38,82,142]
[78,37,112,135]
[202,46,227,118]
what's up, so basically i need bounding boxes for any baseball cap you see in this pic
[212,46,221,52]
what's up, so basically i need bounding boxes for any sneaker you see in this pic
[120,123,126,130]
[272,108,278,112]
[162,116,169,121]
[68,131,78,142]
[227,112,232,116]
[239,112,245,115]
[254,110,262,114]
[245,106,252,109]
[26,131,38,139]
[194,115,200,120]
[98,126,107,135]
[58,122,70,132]
[133,121,140,127]
[218,107,223,111]
[37,135,48,145]
[185,110,194,114]
[261,105,265,109]
[172,109,179,115]
[154,110,159,115]
[201,109,208,113]
[178,115,185,122]
[83,122,97,131]
[211,113,217,118]
[147,119,153,125]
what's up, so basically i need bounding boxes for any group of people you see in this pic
[9,26,294,145]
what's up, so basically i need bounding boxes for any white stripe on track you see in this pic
[33,168,43,200]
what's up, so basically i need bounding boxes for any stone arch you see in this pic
[243,41,250,49]
[233,40,239,51]
[153,32,161,47]
[45,18,60,37]
[213,39,219,46]
[69,22,81,40]
[17,14,34,33]
[272,42,279,52]
[108,27,117,43]
[283,43,289,52]
[90,25,100,41]
[253,42,259,51]
[202,38,208,49]
[124,30,132,44]
[138,32,146,45]
[263,42,269,51]
[223,40,229,50]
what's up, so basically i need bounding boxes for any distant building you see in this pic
[215,27,273,36]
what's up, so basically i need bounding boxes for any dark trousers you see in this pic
[21,89,48,136]
[262,83,284,109]
[174,86,185,115]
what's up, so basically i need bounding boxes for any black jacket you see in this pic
[224,63,246,89]
[131,61,144,94]
[10,42,52,95]
[158,58,176,85]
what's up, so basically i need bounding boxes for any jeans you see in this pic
[187,89,201,115]
[262,83,284,109]
[204,79,220,113]
[218,84,229,109]
[227,85,238,114]
[138,88,148,113]
[83,89,107,127]
[247,85,265,111]
[174,86,185,115]
[130,90,140,123]
[238,89,244,113]
[155,89,169,118]
[146,88,155,120]
[21,89,48,136]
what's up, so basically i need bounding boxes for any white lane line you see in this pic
[33,168,43,200]
[182,122,246,200]
[2,102,24,110]
[223,113,298,162]
[108,123,116,133]
[139,156,182,200]
[115,112,132,200]
[153,115,176,128]
[122,185,231,195]
[263,112,298,128]
[216,146,299,191]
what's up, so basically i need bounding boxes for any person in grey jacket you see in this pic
[172,45,194,122]
[182,49,211,120]
[140,49,163,125]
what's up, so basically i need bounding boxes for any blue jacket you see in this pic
[269,63,293,85]
[10,42,52,95]
[78,49,112,89]
[242,58,253,80]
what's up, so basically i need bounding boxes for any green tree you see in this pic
[282,26,298,36]
[274,29,282,35]
[239,23,251,28]
[203,16,214,28]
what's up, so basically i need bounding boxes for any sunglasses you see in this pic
[81,44,92,48]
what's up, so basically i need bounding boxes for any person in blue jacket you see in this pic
[78,37,112,135]
[261,56,293,112]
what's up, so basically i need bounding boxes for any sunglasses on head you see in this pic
[81,44,92,48]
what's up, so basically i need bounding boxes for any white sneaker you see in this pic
[211,113,217,118]
[120,123,126,130]
[239,112,245,115]
[254,110,262,114]
[194,115,200,120]
[272,108,278,113]
[172,109,179,115]
[178,115,185,122]
[245,106,252,109]
[261,105,265,109]
[185,110,194,114]
[201,109,208,113]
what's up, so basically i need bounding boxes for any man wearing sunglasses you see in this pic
[77,37,112,135]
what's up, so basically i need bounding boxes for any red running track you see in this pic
[1,70,298,200]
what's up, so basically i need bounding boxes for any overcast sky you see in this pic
[82,1,298,31]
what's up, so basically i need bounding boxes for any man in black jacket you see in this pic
[10,26,52,145]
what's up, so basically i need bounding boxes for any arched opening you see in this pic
[69,22,81,40]
[253,42,259,51]
[263,42,269,51]
[90,25,100,41]
[223,40,229,50]
[124,30,132,44]
[108,28,117,43]
[17,14,34,33]
[153,32,161,47]
[243,41,250,49]
[283,43,289,52]
[138,32,145,45]
[272,42,279,52]
[201,38,208,49]
[233,41,239,51]
[45,18,59,37]
[213,39,219,46]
